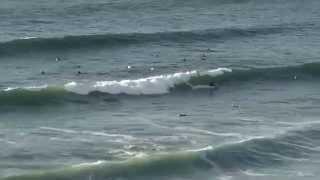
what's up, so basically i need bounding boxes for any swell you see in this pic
[1,62,320,106]
[0,22,311,56]
[2,125,320,180]
[208,62,320,83]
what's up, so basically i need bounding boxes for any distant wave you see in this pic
[1,62,320,106]
[0,23,312,56]
[2,125,319,180]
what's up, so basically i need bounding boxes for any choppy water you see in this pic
[1,0,320,179]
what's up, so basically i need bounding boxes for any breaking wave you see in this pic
[1,62,320,106]
[0,68,231,106]
[2,125,320,180]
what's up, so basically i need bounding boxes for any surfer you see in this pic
[209,82,216,87]
[201,54,207,60]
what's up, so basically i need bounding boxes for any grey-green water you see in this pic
[1,0,320,179]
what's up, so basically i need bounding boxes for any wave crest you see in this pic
[65,68,231,95]
[2,62,320,106]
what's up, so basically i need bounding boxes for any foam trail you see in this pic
[4,85,49,92]
[64,68,232,95]
[39,127,135,140]
[3,125,320,180]
[175,127,242,138]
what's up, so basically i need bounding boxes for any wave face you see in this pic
[64,62,320,96]
[64,68,231,95]
[0,23,310,56]
[2,62,320,106]
[0,68,231,106]
[3,125,320,180]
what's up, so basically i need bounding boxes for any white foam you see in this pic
[3,85,48,92]
[40,126,77,134]
[21,36,37,40]
[276,120,320,126]
[175,126,242,138]
[64,68,232,95]
[241,170,271,177]
[187,146,213,152]
[0,139,17,145]
[26,85,49,91]
[3,87,17,91]
[72,160,106,168]
[82,131,135,140]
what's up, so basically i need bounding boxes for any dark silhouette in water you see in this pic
[77,71,88,75]
[209,82,217,96]
[201,54,207,60]
[41,70,45,75]
[179,113,188,117]
[209,82,216,87]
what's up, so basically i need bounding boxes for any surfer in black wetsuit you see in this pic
[201,54,207,60]
[209,81,217,96]
[179,113,188,117]
[77,71,88,75]
[209,82,216,87]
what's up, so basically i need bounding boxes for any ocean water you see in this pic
[1,0,320,179]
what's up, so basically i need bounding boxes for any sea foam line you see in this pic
[64,68,232,95]
[0,68,231,96]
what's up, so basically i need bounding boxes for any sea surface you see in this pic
[1,0,320,179]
